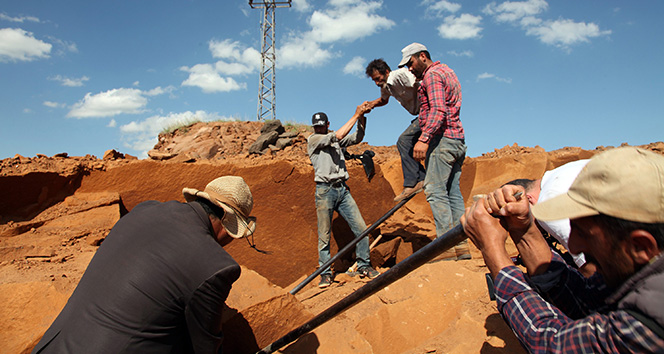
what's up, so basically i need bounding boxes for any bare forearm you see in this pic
[511,223,553,276]
[482,243,517,279]
[369,97,388,109]
[335,113,362,140]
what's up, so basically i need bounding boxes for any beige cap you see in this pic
[398,42,428,67]
[532,147,664,224]
[183,176,256,239]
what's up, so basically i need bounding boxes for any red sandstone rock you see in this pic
[1,120,662,353]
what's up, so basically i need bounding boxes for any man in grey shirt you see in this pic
[307,108,379,288]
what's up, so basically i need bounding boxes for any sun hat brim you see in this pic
[182,187,255,239]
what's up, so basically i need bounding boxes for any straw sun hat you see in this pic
[182,176,256,239]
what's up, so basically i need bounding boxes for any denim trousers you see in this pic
[315,183,370,276]
[423,136,467,237]
[396,119,427,188]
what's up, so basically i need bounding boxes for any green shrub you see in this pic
[283,120,311,133]
[161,119,202,135]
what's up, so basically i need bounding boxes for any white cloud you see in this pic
[343,56,366,77]
[0,13,40,23]
[215,60,256,76]
[422,1,481,41]
[483,0,610,50]
[278,34,336,68]
[447,50,474,57]
[518,15,542,27]
[67,87,168,118]
[526,19,611,48]
[119,110,232,157]
[180,63,247,93]
[438,14,483,39]
[476,72,512,83]
[185,2,393,81]
[209,39,261,69]
[308,1,394,43]
[0,28,52,62]
[48,36,78,55]
[422,0,462,16]
[43,101,66,108]
[187,2,393,72]
[107,119,117,128]
[483,0,548,23]
[279,0,393,68]
[292,0,312,12]
[210,39,242,60]
[49,75,90,87]
[180,40,259,93]
[144,86,175,96]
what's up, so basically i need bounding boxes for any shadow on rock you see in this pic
[481,313,526,354]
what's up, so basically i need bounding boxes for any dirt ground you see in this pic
[2,121,662,353]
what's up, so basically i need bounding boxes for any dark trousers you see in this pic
[396,119,426,187]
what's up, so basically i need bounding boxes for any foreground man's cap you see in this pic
[532,147,664,224]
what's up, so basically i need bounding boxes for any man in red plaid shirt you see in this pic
[399,43,468,248]
[462,147,664,353]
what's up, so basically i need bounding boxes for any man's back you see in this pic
[32,200,240,354]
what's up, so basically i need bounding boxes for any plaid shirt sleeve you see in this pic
[495,261,664,353]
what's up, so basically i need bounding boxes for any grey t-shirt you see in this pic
[307,122,365,183]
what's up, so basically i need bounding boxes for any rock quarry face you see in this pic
[1,120,662,353]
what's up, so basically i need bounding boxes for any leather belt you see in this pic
[317,180,345,188]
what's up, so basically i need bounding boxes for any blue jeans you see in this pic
[396,119,427,188]
[315,183,371,276]
[423,136,466,237]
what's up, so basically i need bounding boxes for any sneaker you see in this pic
[318,274,332,288]
[394,180,425,202]
[358,266,379,279]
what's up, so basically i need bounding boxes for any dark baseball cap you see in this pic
[312,112,328,127]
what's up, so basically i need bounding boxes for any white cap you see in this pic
[399,42,428,67]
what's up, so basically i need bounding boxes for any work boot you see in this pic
[394,180,425,202]
[454,239,472,260]
[358,266,379,279]
[430,239,471,262]
[432,247,458,262]
[318,274,332,288]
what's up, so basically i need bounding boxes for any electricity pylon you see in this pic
[249,0,292,121]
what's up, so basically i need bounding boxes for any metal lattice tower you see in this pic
[249,0,291,121]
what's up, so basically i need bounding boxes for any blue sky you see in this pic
[1,0,663,159]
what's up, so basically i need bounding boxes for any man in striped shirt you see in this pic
[461,147,664,353]
[399,43,467,242]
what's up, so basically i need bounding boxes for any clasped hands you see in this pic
[356,101,373,116]
[461,185,533,260]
